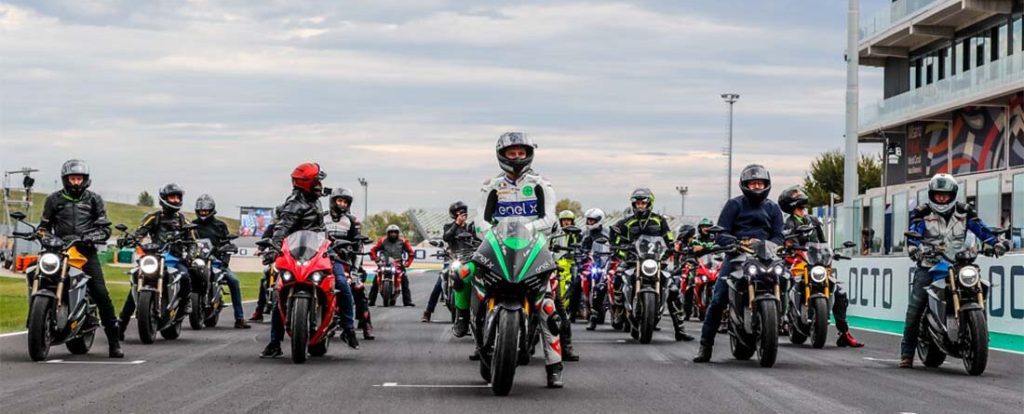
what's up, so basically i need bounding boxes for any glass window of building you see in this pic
[1012,173,1024,249]
[918,188,929,208]
[853,199,863,255]
[958,179,967,204]
[955,40,965,74]
[975,36,987,68]
[938,48,948,80]
[870,196,884,254]
[892,192,908,253]
[1014,16,1023,55]
[998,24,1008,59]
[977,176,1001,228]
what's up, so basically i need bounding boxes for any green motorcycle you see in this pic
[469,221,558,396]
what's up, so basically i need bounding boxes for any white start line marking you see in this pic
[375,382,491,388]
[862,357,902,363]
[41,359,146,365]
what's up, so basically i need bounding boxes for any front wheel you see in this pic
[27,296,54,361]
[382,280,394,308]
[917,318,946,368]
[137,291,158,344]
[204,290,223,328]
[639,292,657,344]
[188,293,203,330]
[756,300,779,368]
[490,309,522,396]
[290,297,311,364]
[809,297,829,349]
[961,310,988,376]
[65,330,95,355]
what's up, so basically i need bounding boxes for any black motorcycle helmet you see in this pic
[495,132,537,178]
[677,224,696,243]
[739,164,771,204]
[777,185,808,215]
[60,159,91,198]
[449,201,468,219]
[194,194,216,221]
[630,187,654,218]
[329,187,354,219]
[159,183,185,212]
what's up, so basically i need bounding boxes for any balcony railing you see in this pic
[860,52,1023,132]
[859,0,940,42]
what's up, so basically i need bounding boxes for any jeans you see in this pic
[331,262,356,330]
[222,268,245,321]
[900,267,932,358]
[426,273,444,313]
[699,259,734,345]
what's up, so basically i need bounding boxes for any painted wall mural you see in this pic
[1008,92,1024,167]
[906,121,950,181]
[950,106,1007,174]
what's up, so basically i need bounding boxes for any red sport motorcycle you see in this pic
[374,253,405,307]
[259,230,346,363]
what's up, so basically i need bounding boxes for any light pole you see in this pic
[357,177,368,220]
[675,186,688,218]
[721,93,740,200]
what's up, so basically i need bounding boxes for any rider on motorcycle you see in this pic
[551,210,581,361]
[324,187,363,348]
[368,225,416,307]
[581,208,608,252]
[37,160,123,358]
[425,201,476,323]
[693,164,784,363]
[192,194,251,329]
[118,183,195,337]
[260,162,332,358]
[777,186,863,348]
[899,174,1005,368]
[610,188,694,342]
[460,131,564,388]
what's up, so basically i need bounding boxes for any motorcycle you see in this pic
[10,212,105,361]
[430,233,479,323]
[375,253,404,308]
[782,228,855,348]
[471,221,558,396]
[905,228,1001,376]
[724,238,784,367]
[581,237,613,329]
[616,235,670,344]
[257,230,352,363]
[116,223,195,344]
[188,236,239,329]
[679,246,727,322]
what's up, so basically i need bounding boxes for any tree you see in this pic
[137,191,154,207]
[555,198,583,217]
[803,149,882,206]
[363,211,422,244]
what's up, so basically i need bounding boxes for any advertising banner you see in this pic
[239,206,274,237]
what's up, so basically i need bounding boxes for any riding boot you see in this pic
[545,363,564,388]
[104,325,124,358]
[452,309,470,338]
[692,343,713,363]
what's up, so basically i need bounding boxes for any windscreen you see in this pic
[285,231,325,262]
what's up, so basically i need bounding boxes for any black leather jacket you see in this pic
[38,190,112,250]
[443,221,478,255]
[134,209,193,256]
[271,189,325,247]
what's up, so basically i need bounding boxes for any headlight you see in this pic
[38,253,62,275]
[192,259,206,268]
[746,264,758,276]
[773,264,785,277]
[810,266,828,283]
[280,271,293,282]
[311,271,325,283]
[139,255,160,275]
[958,267,980,288]
[641,259,659,276]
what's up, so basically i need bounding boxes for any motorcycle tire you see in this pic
[290,296,311,364]
[639,292,657,344]
[160,319,182,340]
[491,308,521,396]
[809,297,829,349]
[729,316,755,360]
[757,300,779,368]
[961,309,988,376]
[204,291,223,328]
[188,293,204,330]
[27,296,54,362]
[309,338,329,357]
[917,319,946,368]
[137,291,158,344]
[65,328,95,355]
[382,281,393,308]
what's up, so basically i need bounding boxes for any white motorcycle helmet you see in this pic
[927,174,958,215]
[584,208,605,232]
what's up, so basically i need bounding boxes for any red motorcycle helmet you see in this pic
[291,162,326,194]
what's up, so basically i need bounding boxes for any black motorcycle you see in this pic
[188,237,239,329]
[615,235,669,344]
[115,224,194,344]
[11,212,106,361]
[905,229,1001,376]
[725,239,784,367]
[430,232,479,323]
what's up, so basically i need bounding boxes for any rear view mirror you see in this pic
[842,241,856,248]
[327,231,345,241]
[428,240,443,248]
[115,224,129,232]
[594,237,609,245]
[9,211,26,221]
[227,234,239,240]
[562,226,582,235]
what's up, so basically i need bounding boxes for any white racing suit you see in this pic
[474,170,562,367]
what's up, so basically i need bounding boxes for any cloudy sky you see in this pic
[0,0,889,219]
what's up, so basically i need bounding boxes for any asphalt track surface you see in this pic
[1,272,1021,414]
